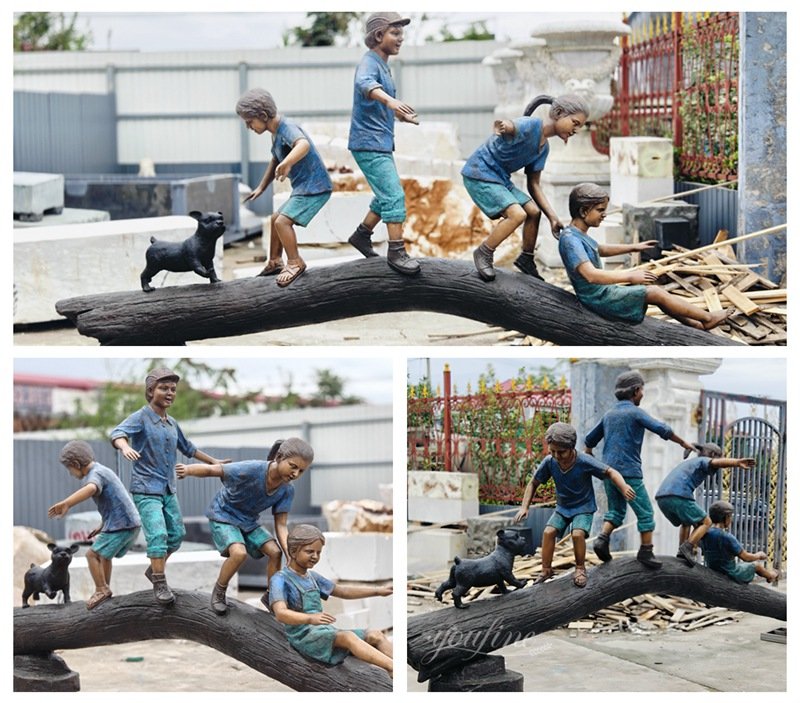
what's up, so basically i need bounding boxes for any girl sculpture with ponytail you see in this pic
[462,93,589,282]
[177,437,314,615]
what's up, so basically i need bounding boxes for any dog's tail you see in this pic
[454,556,461,565]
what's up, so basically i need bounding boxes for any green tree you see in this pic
[426,19,494,43]
[14,12,92,52]
[287,12,362,47]
[311,368,363,406]
[58,359,261,436]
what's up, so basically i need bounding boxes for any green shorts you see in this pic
[604,478,655,533]
[462,175,531,219]
[657,495,708,527]
[351,150,406,222]
[209,520,273,559]
[278,191,331,227]
[91,527,140,560]
[546,511,594,538]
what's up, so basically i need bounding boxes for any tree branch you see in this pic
[55,259,741,346]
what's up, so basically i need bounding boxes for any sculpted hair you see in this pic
[569,182,609,219]
[236,88,277,121]
[59,440,95,468]
[287,524,325,556]
[524,93,590,120]
[545,422,578,448]
[708,500,735,523]
[267,437,315,464]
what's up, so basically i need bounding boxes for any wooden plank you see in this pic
[733,272,760,292]
[670,608,687,623]
[721,285,761,315]
[702,253,733,282]
[703,287,723,312]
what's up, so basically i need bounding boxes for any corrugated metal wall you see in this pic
[675,181,738,246]
[14,41,502,172]
[13,91,117,174]
[14,405,392,540]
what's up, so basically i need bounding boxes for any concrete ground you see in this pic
[13,235,541,347]
[407,581,787,693]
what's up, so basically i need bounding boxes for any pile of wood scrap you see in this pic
[637,230,787,345]
[407,540,742,631]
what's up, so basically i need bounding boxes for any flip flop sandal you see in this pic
[573,567,588,588]
[257,260,283,277]
[276,262,306,288]
[86,589,112,610]
[532,570,554,585]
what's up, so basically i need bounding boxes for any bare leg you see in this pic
[520,200,542,254]
[274,214,306,285]
[366,629,393,658]
[679,525,691,544]
[334,631,393,675]
[755,564,780,582]
[362,210,381,231]
[150,556,167,575]
[688,516,712,546]
[485,204,526,249]
[572,530,586,567]
[535,527,557,582]
[645,286,735,330]
[86,549,110,593]
[217,544,248,587]
[268,213,284,265]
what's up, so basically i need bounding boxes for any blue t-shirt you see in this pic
[271,118,332,196]
[461,117,549,188]
[110,405,197,495]
[269,567,335,612]
[348,51,396,152]
[585,400,673,479]
[205,460,294,532]
[559,225,602,293]
[656,457,716,499]
[700,527,742,576]
[83,463,141,532]
[533,453,608,517]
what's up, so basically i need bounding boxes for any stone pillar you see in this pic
[738,13,786,285]
[571,358,721,555]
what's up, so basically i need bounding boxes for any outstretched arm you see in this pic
[48,484,98,518]
[738,548,769,563]
[368,87,418,124]
[668,432,697,456]
[193,449,231,465]
[711,457,756,470]
[273,512,289,563]
[176,463,225,479]
[597,240,658,257]
[243,158,278,202]
[526,170,563,237]
[331,583,392,599]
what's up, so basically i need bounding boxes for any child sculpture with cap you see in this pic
[236,87,333,286]
[584,370,696,569]
[346,11,420,276]
[701,500,779,584]
[655,443,755,566]
[110,367,228,605]
[270,524,394,675]
[49,440,141,609]
[514,422,634,587]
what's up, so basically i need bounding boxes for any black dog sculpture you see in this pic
[22,543,80,608]
[435,529,530,609]
[140,210,225,292]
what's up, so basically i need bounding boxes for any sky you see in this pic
[13,357,393,405]
[407,357,787,401]
[65,10,616,52]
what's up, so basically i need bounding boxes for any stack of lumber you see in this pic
[407,540,741,631]
[640,238,786,345]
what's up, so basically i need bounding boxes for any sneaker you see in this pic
[348,224,379,258]
[676,541,696,567]
[387,242,421,276]
[513,252,544,280]
[150,572,176,605]
[593,533,612,562]
[473,243,496,281]
[144,565,154,583]
[211,582,228,615]
[636,544,663,570]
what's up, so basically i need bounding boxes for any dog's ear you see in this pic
[189,211,202,221]
[496,529,505,537]
[47,542,57,552]
[69,543,80,554]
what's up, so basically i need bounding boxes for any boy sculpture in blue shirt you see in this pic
[515,422,634,587]
[656,442,755,566]
[584,370,696,569]
[346,12,420,275]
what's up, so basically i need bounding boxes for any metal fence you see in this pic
[696,390,786,569]
[593,12,739,183]
[408,368,571,504]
